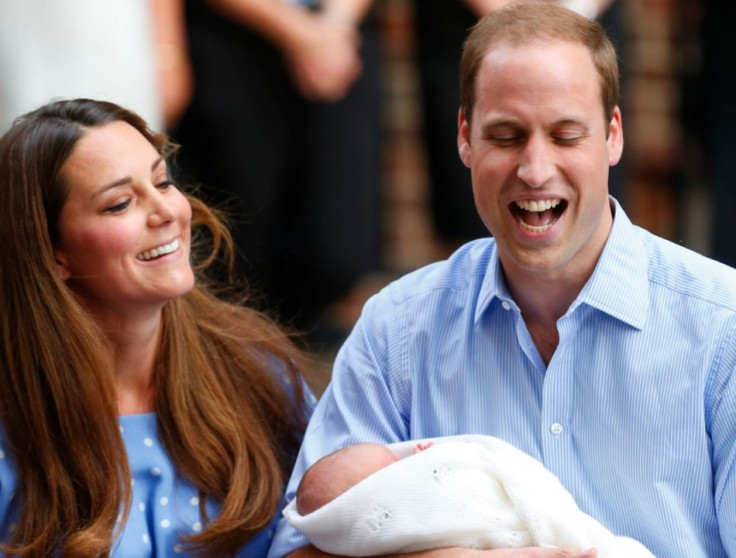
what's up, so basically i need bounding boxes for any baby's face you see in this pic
[350,444,400,483]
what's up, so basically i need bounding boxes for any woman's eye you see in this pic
[104,199,131,213]
[156,179,175,190]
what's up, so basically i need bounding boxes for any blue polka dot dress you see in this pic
[0,413,281,557]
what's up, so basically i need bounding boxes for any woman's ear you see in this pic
[54,250,71,280]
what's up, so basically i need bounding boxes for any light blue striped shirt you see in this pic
[269,200,736,558]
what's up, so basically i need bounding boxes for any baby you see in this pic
[284,435,655,558]
[296,441,431,515]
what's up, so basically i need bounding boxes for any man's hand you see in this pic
[288,544,599,557]
[482,548,598,558]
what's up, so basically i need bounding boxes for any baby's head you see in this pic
[296,443,399,515]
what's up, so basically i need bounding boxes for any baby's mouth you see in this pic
[510,199,567,232]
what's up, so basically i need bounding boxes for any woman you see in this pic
[0,98,315,557]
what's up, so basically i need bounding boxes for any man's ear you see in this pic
[54,249,71,280]
[457,108,471,168]
[607,106,624,166]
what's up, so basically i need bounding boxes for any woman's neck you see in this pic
[94,307,163,415]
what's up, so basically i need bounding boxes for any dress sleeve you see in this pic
[0,426,19,543]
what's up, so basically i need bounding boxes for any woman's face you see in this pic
[54,121,194,316]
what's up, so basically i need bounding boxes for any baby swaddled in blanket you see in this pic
[283,435,655,557]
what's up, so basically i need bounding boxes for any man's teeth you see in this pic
[514,199,562,232]
[519,221,554,233]
[137,238,180,261]
[515,199,561,212]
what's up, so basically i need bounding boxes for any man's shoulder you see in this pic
[379,238,495,305]
[640,228,736,312]
[355,238,496,338]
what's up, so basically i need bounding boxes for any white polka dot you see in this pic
[142,534,150,544]
[174,544,184,553]
[151,467,161,476]
[131,478,136,486]
[144,438,154,447]
[160,496,169,506]
[0,449,6,459]
[139,502,146,512]
[192,522,202,532]
[119,425,124,434]
[161,519,171,528]
[189,497,199,506]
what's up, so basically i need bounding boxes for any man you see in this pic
[269,2,736,557]
[411,0,622,259]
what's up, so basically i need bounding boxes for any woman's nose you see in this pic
[147,191,176,227]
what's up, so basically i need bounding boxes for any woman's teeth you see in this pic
[137,238,180,261]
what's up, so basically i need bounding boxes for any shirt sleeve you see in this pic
[268,292,411,558]
[711,316,736,556]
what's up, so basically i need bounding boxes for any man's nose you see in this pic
[516,136,555,188]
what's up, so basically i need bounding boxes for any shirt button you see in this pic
[501,301,511,311]
[550,422,564,435]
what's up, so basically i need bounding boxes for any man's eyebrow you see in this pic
[551,117,588,128]
[480,117,520,129]
[479,117,590,134]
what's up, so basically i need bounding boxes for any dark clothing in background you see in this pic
[413,0,485,244]
[172,1,382,330]
[700,1,736,267]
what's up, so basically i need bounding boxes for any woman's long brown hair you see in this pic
[0,99,311,557]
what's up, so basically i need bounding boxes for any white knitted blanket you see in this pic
[283,435,655,557]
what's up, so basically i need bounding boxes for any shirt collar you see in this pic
[475,197,649,329]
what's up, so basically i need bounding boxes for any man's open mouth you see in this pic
[510,199,567,232]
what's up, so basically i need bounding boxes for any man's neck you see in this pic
[503,265,590,366]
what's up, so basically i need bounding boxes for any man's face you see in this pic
[457,40,623,282]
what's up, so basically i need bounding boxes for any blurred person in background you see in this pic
[0,0,188,133]
[698,0,735,268]
[171,0,383,338]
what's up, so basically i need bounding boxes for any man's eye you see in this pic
[555,135,583,145]
[490,136,520,146]
[104,199,131,213]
